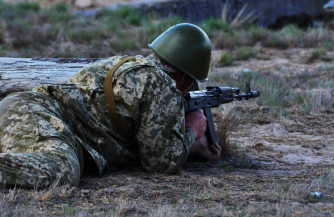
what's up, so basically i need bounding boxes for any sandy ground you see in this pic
[210,47,334,168]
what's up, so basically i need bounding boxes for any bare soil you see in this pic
[1,48,334,216]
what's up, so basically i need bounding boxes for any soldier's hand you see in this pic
[189,134,221,161]
[185,109,207,139]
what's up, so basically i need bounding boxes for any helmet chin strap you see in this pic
[167,72,194,95]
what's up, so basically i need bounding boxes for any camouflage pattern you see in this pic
[148,53,182,73]
[0,55,195,188]
[0,91,81,188]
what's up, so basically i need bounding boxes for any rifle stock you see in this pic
[183,82,260,146]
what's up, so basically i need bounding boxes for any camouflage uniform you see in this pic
[0,55,195,188]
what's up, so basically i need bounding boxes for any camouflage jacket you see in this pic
[34,55,195,175]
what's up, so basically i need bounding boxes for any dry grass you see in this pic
[4,186,20,204]
[216,104,238,156]
[0,163,333,216]
[2,46,328,217]
[312,170,334,194]
[148,204,173,217]
[30,178,76,203]
[275,202,292,217]
[288,184,310,199]
[1,1,333,57]
[1,2,334,217]
[221,2,256,28]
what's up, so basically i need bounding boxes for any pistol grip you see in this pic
[203,107,221,147]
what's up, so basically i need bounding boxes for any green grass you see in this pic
[323,41,334,51]
[231,142,240,149]
[207,70,289,111]
[199,17,236,37]
[316,64,334,81]
[217,161,236,172]
[0,1,333,63]
[216,154,252,171]
[219,52,233,66]
[16,1,40,11]
[50,46,76,58]
[141,16,184,45]
[299,194,333,204]
[48,10,70,24]
[99,6,142,26]
[110,38,139,52]
[236,46,256,60]
[200,17,224,31]
[115,6,142,26]
[262,34,290,49]
[53,2,68,12]
[312,48,326,59]
[318,64,334,72]
[199,17,237,37]
[281,24,304,38]
[6,20,48,49]
[208,64,334,115]
[0,23,4,45]
[61,204,80,216]
[248,25,271,42]
[0,2,146,57]
[254,78,287,107]
[290,91,334,112]
[67,26,107,44]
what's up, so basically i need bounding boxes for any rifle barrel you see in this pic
[233,91,260,101]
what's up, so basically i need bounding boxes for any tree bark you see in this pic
[0,57,87,99]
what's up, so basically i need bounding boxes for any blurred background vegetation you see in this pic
[0,0,333,58]
[0,1,333,115]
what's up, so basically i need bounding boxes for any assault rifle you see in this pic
[183,82,260,146]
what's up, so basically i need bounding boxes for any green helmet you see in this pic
[148,23,211,82]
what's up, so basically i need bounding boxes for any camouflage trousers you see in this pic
[0,92,83,189]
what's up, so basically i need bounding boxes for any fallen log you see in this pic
[0,57,98,100]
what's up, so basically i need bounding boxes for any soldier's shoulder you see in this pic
[92,55,129,70]
[116,56,175,83]
[96,55,150,69]
[128,64,175,87]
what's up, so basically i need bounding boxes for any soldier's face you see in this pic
[168,72,194,94]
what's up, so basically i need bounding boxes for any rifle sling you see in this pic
[104,57,131,139]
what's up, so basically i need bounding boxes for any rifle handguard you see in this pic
[183,83,260,147]
[184,83,260,112]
